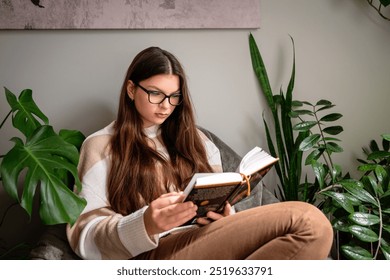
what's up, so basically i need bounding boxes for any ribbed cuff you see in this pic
[117,206,159,257]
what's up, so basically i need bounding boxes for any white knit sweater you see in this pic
[66,122,222,259]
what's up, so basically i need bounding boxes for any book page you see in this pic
[237,146,278,176]
[195,172,242,187]
[183,172,242,197]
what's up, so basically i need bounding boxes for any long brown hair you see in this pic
[108,47,213,215]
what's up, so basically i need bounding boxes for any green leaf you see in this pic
[323,137,341,142]
[293,121,317,132]
[383,190,390,199]
[291,100,303,107]
[305,149,323,165]
[291,109,313,116]
[382,133,390,141]
[0,125,86,225]
[341,245,373,260]
[383,224,390,234]
[369,140,380,152]
[358,163,377,172]
[379,0,390,7]
[348,225,379,242]
[249,34,275,112]
[383,136,390,151]
[343,182,379,207]
[380,241,390,260]
[320,113,343,122]
[349,212,380,226]
[339,178,364,188]
[299,134,321,151]
[375,165,389,184]
[4,88,49,138]
[323,126,343,135]
[322,191,355,213]
[285,35,295,114]
[316,99,332,106]
[326,142,344,153]
[367,151,390,160]
[362,175,383,197]
[301,101,314,106]
[311,161,327,189]
[344,193,363,206]
[332,217,351,232]
[331,164,342,182]
[59,129,85,151]
[317,104,335,112]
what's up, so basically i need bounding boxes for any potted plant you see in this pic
[320,134,390,259]
[0,87,86,258]
[248,33,390,259]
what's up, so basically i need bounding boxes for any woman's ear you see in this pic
[127,80,135,100]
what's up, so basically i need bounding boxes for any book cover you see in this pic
[183,146,278,219]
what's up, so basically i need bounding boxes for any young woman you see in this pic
[67,47,333,260]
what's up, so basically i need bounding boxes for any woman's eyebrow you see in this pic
[145,85,181,94]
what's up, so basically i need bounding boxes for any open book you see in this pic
[183,146,278,220]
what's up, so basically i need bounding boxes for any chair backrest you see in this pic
[197,126,242,173]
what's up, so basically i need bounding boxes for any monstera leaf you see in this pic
[1,88,86,225]
[4,87,48,138]
[1,125,86,225]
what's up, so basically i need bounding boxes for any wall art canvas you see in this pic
[0,0,260,29]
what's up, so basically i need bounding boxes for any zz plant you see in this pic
[292,101,390,259]
[0,87,86,226]
[323,134,390,259]
[291,99,347,206]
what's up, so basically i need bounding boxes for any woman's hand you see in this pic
[196,202,234,225]
[144,192,198,236]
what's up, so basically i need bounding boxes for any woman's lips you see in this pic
[156,113,169,118]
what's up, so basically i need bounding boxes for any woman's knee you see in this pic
[285,201,333,234]
[287,201,333,256]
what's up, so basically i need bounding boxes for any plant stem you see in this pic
[0,110,12,131]
[336,229,340,260]
[0,202,18,228]
[313,105,335,182]
[317,184,343,194]
[373,197,383,259]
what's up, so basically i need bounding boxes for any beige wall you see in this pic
[1,0,390,250]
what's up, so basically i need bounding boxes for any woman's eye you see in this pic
[171,94,181,99]
[149,91,163,96]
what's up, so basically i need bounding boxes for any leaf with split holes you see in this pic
[0,125,86,225]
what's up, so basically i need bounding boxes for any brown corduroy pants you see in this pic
[134,201,334,260]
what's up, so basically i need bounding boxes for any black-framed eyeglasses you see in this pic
[135,83,182,106]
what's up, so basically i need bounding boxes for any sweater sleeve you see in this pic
[66,126,159,260]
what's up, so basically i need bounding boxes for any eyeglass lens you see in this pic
[136,83,182,106]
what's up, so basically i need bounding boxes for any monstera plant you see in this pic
[0,87,86,226]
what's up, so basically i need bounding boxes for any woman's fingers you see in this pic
[223,202,234,216]
[196,217,212,225]
[196,202,234,226]
[144,192,197,235]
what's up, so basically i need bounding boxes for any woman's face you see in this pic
[127,74,180,128]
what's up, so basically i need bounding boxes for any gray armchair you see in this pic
[29,127,279,260]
